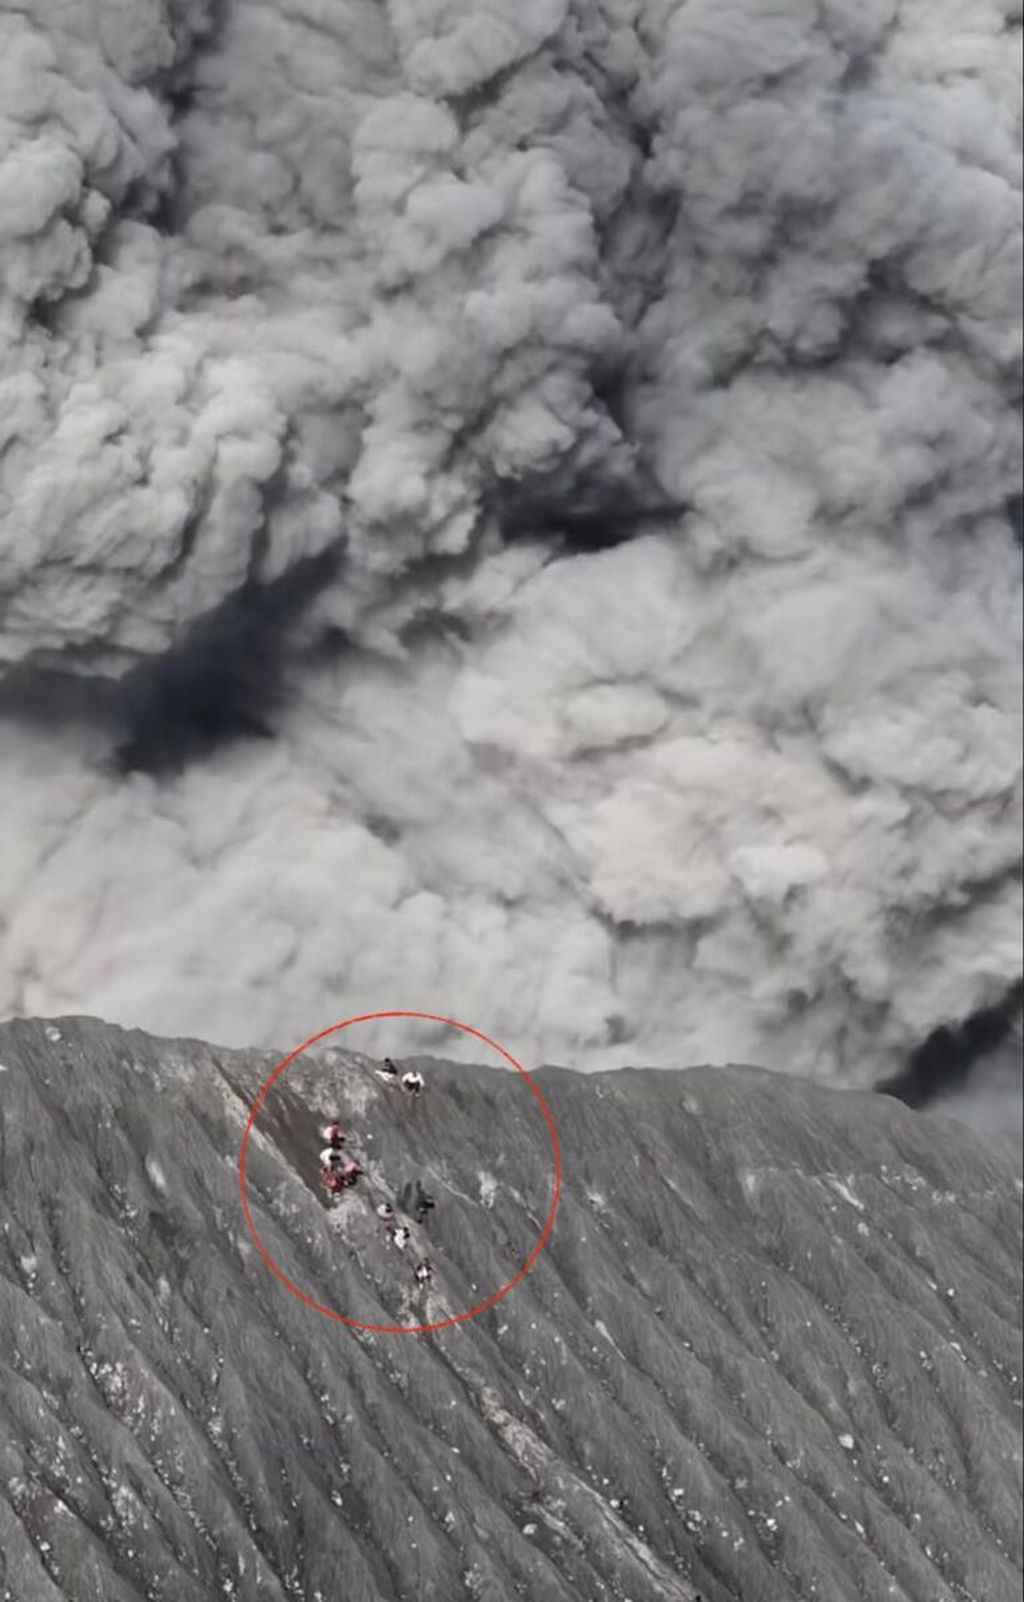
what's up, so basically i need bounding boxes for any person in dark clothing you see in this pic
[398,1179,436,1224]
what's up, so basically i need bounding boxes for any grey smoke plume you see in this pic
[1,1,1021,1112]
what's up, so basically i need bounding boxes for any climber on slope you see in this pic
[318,1117,362,1197]
[319,1118,345,1171]
[321,1166,346,1198]
[401,1070,424,1097]
[322,1157,361,1194]
[398,1178,435,1224]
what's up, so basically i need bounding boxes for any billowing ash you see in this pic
[0,1,1021,1110]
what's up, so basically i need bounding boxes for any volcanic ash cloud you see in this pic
[0,0,1020,1102]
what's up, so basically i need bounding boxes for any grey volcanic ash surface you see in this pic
[1,1017,1020,1602]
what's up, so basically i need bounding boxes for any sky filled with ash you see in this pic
[0,0,1021,1119]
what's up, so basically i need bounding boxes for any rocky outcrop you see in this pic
[0,1017,1020,1602]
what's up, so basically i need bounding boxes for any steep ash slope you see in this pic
[0,1016,1020,1602]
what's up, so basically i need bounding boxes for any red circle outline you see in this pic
[238,1010,563,1334]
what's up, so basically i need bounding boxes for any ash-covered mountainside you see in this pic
[0,1018,1020,1602]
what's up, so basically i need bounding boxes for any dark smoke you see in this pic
[505,500,690,554]
[113,548,340,776]
[494,476,689,554]
[876,980,1024,1111]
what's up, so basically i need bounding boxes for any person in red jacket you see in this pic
[321,1166,346,1197]
[321,1159,360,1194]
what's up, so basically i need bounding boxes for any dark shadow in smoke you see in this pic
[875,980,1024,1110]
[482,346,689,553]
[493,481,689,555]
[109,548,341,777]
[0,656,123,734]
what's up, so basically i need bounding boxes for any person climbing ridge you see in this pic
[401,1069,424,1097]
[318,1117,344,1183]
[318,1119,361,1196]
[413,1259,433,1285]
[321,1166,346,1198]
[376,1202,395,1224]
[389,1224,412,1251]
[378,1058,400,1084]
[398,1178,435,1224]
[319,1116,346,1174]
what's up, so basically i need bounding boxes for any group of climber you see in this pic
[375,1201,433,1282]
[318,1119,361,1195]
[317,1058,425,1196]
[317,1057,433,1284]
[379,1057,424,1095]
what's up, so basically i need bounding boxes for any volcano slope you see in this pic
[0,1017,1020,1602]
